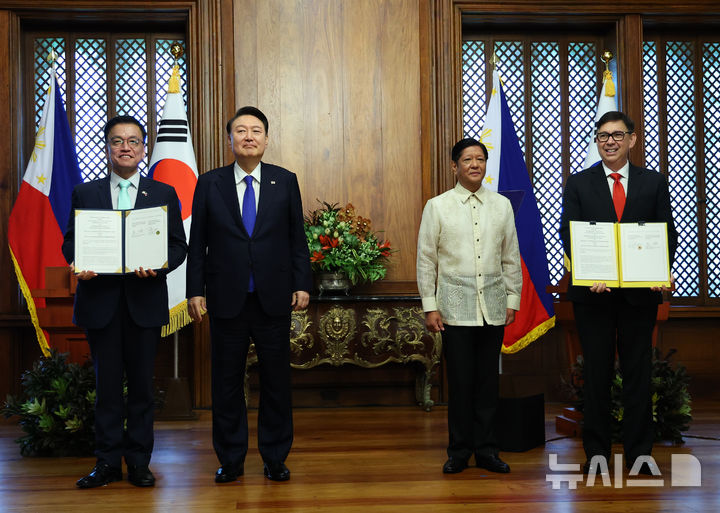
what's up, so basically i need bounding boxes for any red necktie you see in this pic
[610,172,625,221]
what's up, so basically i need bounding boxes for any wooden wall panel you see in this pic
[380,0,422,283]
[232,0,422,286]
[342,0,383,226]
[0,10,14,316]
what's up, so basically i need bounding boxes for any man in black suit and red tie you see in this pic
[187,106,312,483]
[559,111,678,476]
[63,115,187,488]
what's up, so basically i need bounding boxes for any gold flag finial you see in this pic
[601,50,613,72]
[490,51,500,70]
[47,49,58,65]
[600,50,615,97]
[170,42,184,63]
[168,43,185,94]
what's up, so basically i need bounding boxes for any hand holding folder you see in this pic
[569,221,671,289]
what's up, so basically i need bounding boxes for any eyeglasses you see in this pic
[596,131,632,142]
[109,137,143,148]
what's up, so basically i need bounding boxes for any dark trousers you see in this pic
[573,299,657,464]
[209,293,293,467]
[442,323,504,461]
[86,299,159,468]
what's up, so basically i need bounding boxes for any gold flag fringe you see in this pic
[9,246,51,357]
[501,315,556,354]
[161,299,193,338]
[603,69,616,97]
[167,64,181,95]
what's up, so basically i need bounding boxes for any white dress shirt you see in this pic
[235,162,261,212]
[109,170,140,209]
[602,160,629,197]
[416,183,522,326]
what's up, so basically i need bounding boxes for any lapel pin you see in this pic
[141,191,148,196]
[271,180,276,185]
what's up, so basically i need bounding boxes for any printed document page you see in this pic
[570,221,619,286]
[618,223,670,286]
[124,206,168,273]
[74,209,123,274]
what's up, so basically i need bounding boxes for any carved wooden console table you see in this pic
[247,296,442,410]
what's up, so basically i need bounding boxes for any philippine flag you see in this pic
[8,67,82,355]
[148,67,198,336]
[480,70,555,353]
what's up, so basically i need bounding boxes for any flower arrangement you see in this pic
[305,201,393,285]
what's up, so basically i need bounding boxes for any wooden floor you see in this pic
[1,401,719,512]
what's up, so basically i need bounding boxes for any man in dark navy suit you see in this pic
[560,111,677,475]
[187,106,312,483]
[62,115,187,488]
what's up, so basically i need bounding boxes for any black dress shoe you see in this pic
[263,462,290,481]
[76,463,123,488]
[442,457,468,474]
[475,454,510,473]
[215,465,243,483]
[128,465,156,487]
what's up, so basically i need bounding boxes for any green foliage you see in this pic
[305,201,394,285]
[565,348,692,444]
[2,350,96,456]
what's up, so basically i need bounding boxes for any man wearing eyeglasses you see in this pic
[559,111,677,476]
[62,115,187,488]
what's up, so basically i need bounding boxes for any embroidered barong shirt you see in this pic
[417,183,522,326]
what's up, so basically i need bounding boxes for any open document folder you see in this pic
[74,205,169,274]
[569,221,671,288]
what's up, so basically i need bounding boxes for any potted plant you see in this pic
[2,350,96,456]
[304,201,393,294]
[563,348,692,444]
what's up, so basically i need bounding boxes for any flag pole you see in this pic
[170,42,183,382]
[153,42,197,420]
[489,51,504,375]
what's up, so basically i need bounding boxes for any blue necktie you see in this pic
[242,175,256,292]
[118,179,132,210]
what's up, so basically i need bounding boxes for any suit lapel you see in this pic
[254,163,274,234]
[216,164,244,230]
[589,164,617,220]
[135,177,154,209]
[623,164,644,220]
[96,176,113,209]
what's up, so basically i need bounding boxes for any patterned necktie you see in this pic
[609,172,625,221]
[118,179,132,210]
[242,175,256,292]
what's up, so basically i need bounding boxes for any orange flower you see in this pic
[378,240,391,257]
[310,251,325,262]
[338,203,356,222]
[356,217,372,233]
[319,235,339,249]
